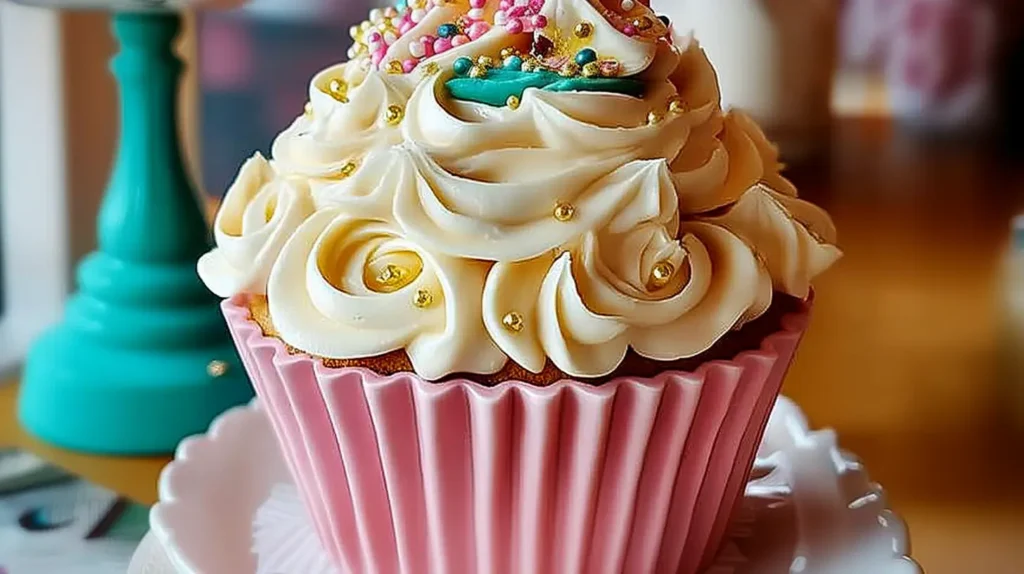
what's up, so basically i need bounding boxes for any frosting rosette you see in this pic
[271,62,409,182]
[266,208,506,380]
[200,0,841,380]
[484,218,773,377]
[198,153,314,298]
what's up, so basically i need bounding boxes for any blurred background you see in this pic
[0,0,1023,572]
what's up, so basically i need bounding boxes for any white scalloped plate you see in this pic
[143,398,921,574]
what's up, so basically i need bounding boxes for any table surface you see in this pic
[0,381,169,505]
[3,117,1024,572]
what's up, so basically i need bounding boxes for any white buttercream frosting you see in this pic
[199,0,840,380]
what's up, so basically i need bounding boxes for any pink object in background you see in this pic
[222,297,810,574]
[840,0,901,68]
[841,0,997,129]
[888,0,996,128]
[200,18,254,91]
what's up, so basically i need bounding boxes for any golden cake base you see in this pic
[246,294,800,386]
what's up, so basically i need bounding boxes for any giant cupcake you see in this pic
[199,0,840,571]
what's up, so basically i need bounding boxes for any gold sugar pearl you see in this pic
[477,55,496,69]
[522,60,540,73]
[386,60,404,74]
[502,312,525,333]
[553,202,576,222]
[385,104,405,126]
[648,261,676,290]
[469,65,488,79]
[500,47,517,60]
[414,289,434,309]
[207,360,229,378]
[422,62,440,76]
[560,62,580,77]
[350,25,361,39]
[668,96,686,114]
[647,110,665,125]
[377,264,406,287]
[581,62,601,78]
[327,78,349,103]
[329,161,358,180]
[507,95,521,110]
[574,21,594,38]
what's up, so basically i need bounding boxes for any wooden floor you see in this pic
[2,117,1024,571]
[785,118,1024,573]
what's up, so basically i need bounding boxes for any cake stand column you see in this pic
[19,11,253,454]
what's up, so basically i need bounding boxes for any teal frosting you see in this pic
[446,69,645,107]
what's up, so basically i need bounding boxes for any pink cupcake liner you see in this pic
[223,296,810,574]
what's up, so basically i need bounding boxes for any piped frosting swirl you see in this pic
[199,0,840,380]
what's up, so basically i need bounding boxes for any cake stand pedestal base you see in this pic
[18,12,251,455]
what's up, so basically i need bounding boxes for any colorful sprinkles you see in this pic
[346,0,669,78]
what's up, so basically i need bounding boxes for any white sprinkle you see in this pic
[409,41,426,58]
[494,10,508,25]
[347,46,358,59]
[468,8,485,20]
[369,8,384,22]
[391,16,404,28]
[383,31,399,44]
[411,8,426,23]
[621,0,636,10]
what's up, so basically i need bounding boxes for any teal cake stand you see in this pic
[18,7,253,454]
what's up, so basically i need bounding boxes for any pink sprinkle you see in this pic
[433,37,453,53]
[505,19,525,34]
[508,5,527,17]
[532,14,548,28]
[499,0,511,9]
[470,0,486,7]
[367,31,383,43]
[399,20,415,34]
[468,21,490,40]
[623,24,637,36]
[372,52,385,67]
[403,59,418,73]
[452,34,471,47]
[421,36,436,57]
[529,0,544,11]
